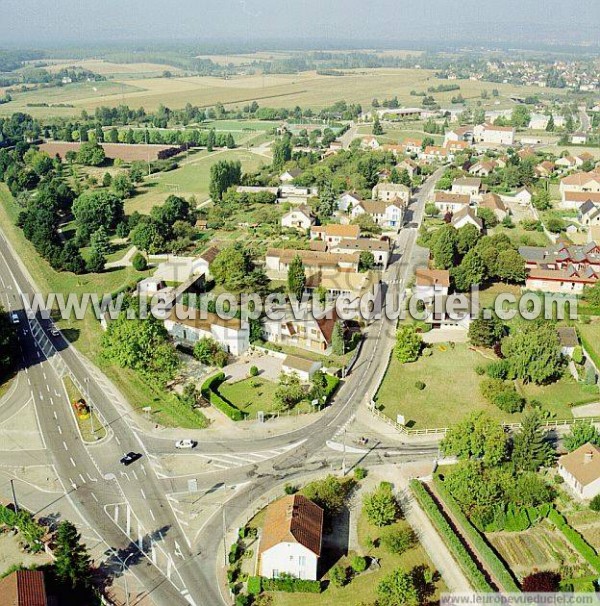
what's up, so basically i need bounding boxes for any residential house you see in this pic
[281,355,322,383]
[337,191,364,213]
[164,307,250,356]
[557,326,579,358]
[579,200,600,226]
[401,138,422,154]
[420,146,451,163]
[519,241,600,294]
[265,249,360,279]
[137,277,169,297]
[195,246,220,280]
[305,270,380,310]
[560,172,600,207]
[361,136,380,150]
[432,191,470,214]
[556,156,582,171]
[443,125,474,146]
[396,158,419,178]
[572,132,589,145]
[258,494,323,580]
[262,306,342,354]
[414,268,450,300]
[310,224,361,247]
[372,182,410,204]
[452,207,484,231]
[558,443,600,500]
[562,191,600,210]
[518,147,537,161]
[330,238,391,268]
[514,186,533,206]
[473,123,516,146]
[280,168,302,183]
[350,200,405,230]
[451,177,482,198]
[468,160,497,177]
[445,140,470,153]
[480,193,509,221]
[535,161,555,178]
[0,570,48,606]
[281,205,314,231]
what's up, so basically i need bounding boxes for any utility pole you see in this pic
[10,480,18,513]
[222,505,227,568]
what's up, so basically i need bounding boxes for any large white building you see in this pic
[350,200,404,230]
[372,182,410,204]
[259,494,324,580]
[473,123,515,146]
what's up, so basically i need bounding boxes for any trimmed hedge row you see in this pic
[432,477,521,593]
[261,576,321,593]
[324,374,340,402]
[409,480,493,593]
[201,372,246,421]
[548,508,600,572]
[579,332,600,373]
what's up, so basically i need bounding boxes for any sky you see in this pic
[2,0,599,47]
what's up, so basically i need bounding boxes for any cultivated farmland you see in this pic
[39,141,176,161]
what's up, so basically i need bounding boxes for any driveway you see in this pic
[224,351,283,382]
[422,328,468,344]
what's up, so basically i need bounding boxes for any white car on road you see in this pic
[175,439,197,449]
[10,313,19,325]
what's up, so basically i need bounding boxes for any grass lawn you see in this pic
[218,376,321,419]
[376,336,593,428]
[125,148,267,213]
[269,505,446,606]
[0,184,208,429]
[492,225,551,247]
[578,321,600,369]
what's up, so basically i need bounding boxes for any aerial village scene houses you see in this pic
[4,13,600,605]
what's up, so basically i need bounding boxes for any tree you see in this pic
[457,224,480,255]
[372,115,383,136]
[590,494,600,512]
[468,313,505,347]
[382,528,416,555]
[274,372,305,411]
[211,245,252,290]
[76,141,105,166]
[495,249,526,283]
[112,173,134,198]
[440,411,507,466]
[72,190,124,243]
[331,321,345,356]
[302,475,349,517]
[452,249,485,292]
[532,188,551,211]
[131,252,148,271]
[287,254,306,302]
[501,321,562,384]
[363,482,399,527]
[377,568,419,606]
[351,555,367,573]
[311,370,328,400]
[206,128,215,152]
[425,202,438,217]
[476,207,499,229]
[359,250,375,272]
[54,521,93,589]
[512,410,554,472]
[130,218,164,254]
[395,324,422,363]
[546,216,565,234]
[545,114,555,132]
[563,421,600,452]
[209,159,242,201]
[272,134,292,171]
[522,572,561,593]
[351,213,382,236]
[316,184,337,220]
[329,564,348,588]
[511,105,531,129]
[432,224,458,269]
[193,337,227,367]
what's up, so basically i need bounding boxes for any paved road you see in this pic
[579,106,591,132]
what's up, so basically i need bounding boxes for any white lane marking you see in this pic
[79,474,86,483]
[57,426,62,435]
[149,509,156,522]
[140,489,146,500]
[63,441,68,450]
[70,457,76,467]
[91,492,98,502]
[132,470,138,481]
[53,411,57,420]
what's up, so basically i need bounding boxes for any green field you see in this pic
[0,67,571,118]
[375,342,592,429]
[126,148,268,213]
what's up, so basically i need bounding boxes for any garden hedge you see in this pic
[247,576,261,595]
[201,372,246,421]
[261,576,321,593]
[548,508,600,572]
[409,480,493,593]
[432,477,521,593]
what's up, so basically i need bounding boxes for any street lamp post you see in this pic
[118,552,135,606]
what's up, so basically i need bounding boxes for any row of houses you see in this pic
[560,169,600,209]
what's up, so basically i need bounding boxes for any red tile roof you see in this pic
[0,570,47,606]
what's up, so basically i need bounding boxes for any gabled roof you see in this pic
[434,191,470,205]
[283,204,313,220]
[334,238,390,253]
[557,327,579,349]
[559,443,600,487]
[259,494,324,556]
[0,570,48,606]
[453,177,482,188]
[452,207,483,229]
[199,246,220,264]
[311,224,360,239]
[415,268,450,288]
[357,200,404,215]
[561,172,600,187]
[480,193,507,212]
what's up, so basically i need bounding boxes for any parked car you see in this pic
[10,313,19,325]
[50,326,60,337]
[120,452,142,466]
[175,439,197,449]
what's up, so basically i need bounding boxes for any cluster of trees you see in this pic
[193,337,229,368]
[395,324,423,363]
[210,244,268,293]
[101,310,180,386]
[440,411,555,531]
[209,159,243,201]
[421,228,526,290]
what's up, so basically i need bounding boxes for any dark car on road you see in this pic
[120,452,142,466]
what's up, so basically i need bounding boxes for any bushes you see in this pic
[131,252,147,271]
[351,555,367,573]
[409,480,493,593]
[432,478,521,592]
[247,576,261,595]
[590,494,600,512]
[201,373,246,421]
[249,365,259,377]
[382,527,417,555]
[329,564,348,587]
[548,508,600,572]
[480,378,525,413]
[363,482,399,527]
[261,575,321,593]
